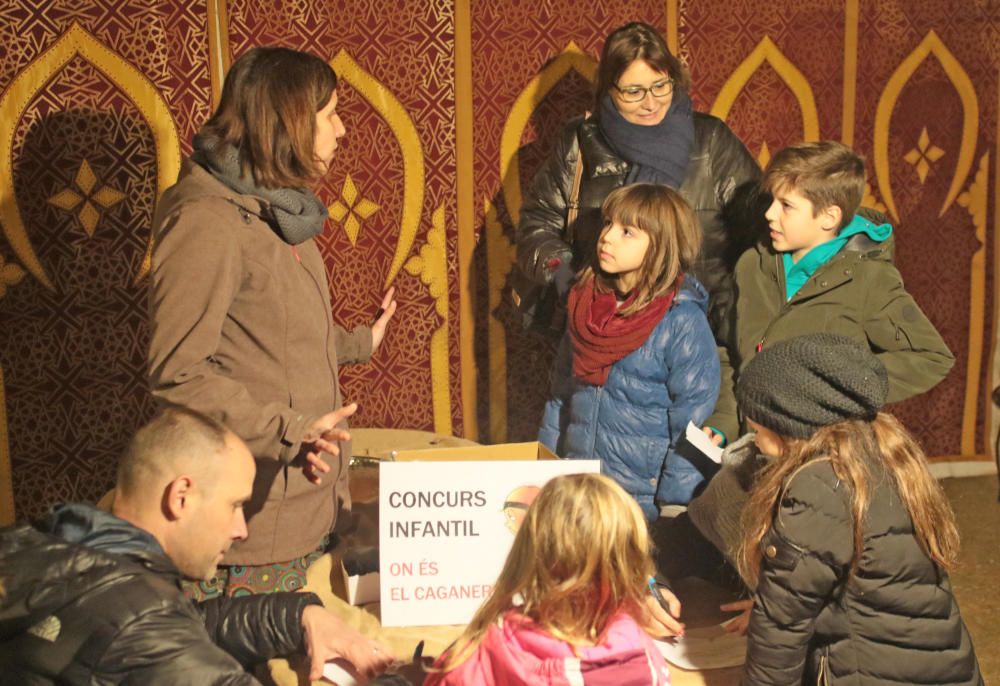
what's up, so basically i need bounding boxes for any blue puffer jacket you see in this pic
[539,276,720,520]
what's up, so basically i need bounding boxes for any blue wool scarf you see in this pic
[597,89,695,188]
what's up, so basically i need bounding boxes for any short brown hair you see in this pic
[117,405,229,498]
[594,22,690,112]
[763,141,865,229]
[581,184,701,316]
[199,47,338,188]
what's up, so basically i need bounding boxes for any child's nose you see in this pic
[765,199,780,221]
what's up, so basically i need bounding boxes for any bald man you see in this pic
[0,406,395,684]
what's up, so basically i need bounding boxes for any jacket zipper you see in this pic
[817,651,830,686]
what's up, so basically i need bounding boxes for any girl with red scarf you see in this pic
[538,184,720,520]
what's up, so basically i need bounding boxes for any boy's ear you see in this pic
[818,204,843,232]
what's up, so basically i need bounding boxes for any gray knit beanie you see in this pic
[736,333,889,439]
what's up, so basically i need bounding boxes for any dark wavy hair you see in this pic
[594,22,690,113]
[199,47,338,188]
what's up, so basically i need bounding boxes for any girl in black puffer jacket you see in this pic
[734,334,981,686]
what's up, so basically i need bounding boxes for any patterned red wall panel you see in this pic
[849,2,998,456]
[0,3,214,521]
[225,0,463,435]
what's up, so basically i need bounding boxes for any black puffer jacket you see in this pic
[745,457,982,685]
[516,113,762,337]
[0,504,320,685]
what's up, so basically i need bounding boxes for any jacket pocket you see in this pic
[889,313,914,348]
[760,527,805,572]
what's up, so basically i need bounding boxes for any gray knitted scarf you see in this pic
[687,433,769,579]
[191,133,328,246]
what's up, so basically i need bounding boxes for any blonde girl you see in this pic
[539,184,719,520]
[734,333,981,686]
[424,473,671,685]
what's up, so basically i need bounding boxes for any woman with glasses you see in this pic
[516,21,760,338]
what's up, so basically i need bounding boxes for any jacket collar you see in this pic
[42,503,179,578]
[755,232,895,302]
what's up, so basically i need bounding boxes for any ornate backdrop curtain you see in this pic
[1,0,998,524]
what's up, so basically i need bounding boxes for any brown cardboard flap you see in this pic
[391,441,556,462]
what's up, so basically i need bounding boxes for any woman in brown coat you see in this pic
[147,47,396,597]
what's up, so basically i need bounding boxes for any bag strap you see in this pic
[565,126,586,245]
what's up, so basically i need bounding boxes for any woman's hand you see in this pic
[300,403,358,485]
[371,287,398,353]
[301,605,396,682]
[720,599,753,636]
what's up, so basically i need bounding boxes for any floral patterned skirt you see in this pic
[184,536,331,600]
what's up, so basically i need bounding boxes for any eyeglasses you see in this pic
[613,78,674,103]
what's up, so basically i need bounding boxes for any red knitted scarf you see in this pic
[567,278,678,386]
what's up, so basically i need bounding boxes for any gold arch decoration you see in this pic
[710,35,820,146]
[666,0,680,56]
[404,205,452,435]
[0,22,181,290]
[841,0,860,146]
[873,30,978,223]
[484,196,516,442]
[492,42,597,442]
[331,50,424,291]
[957,153,988,457]
[500,41,597,227]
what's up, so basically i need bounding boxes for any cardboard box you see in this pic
[344,568,380,606]
[389,440,557,463]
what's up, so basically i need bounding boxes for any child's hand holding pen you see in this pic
[647,577,684,637]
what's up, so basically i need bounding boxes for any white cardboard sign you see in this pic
[378,459,600,627]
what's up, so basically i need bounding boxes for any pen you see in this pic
[648,576,678,619]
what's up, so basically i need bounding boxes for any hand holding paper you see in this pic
[685,421,723,464]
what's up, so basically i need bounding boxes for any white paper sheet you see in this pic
[655,621,746,671]
[685,421,724,464]
[322,660,359,685]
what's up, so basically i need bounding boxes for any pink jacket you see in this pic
[424,611,670,686]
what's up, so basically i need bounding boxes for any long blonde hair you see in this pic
[738,413,961,587]
[435,473,655,673]
[578,184,701,316]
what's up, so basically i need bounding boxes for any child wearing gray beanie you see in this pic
[726,333,981,686]
[683,333,890,582]
[735,332,889,438]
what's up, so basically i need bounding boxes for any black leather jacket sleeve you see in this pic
[94,592,321,686]
[99,608,262,686]
[515,119,581,285]
[199,591,323,667]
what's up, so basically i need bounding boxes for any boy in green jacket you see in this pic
[705,140,954,444]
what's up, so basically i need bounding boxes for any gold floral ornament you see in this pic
[404,206,452,434]
[328,173,379,246]
[903,127,945,184]
[47,160,126,237]
[756,141,771,169]
[0,255,26,299]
